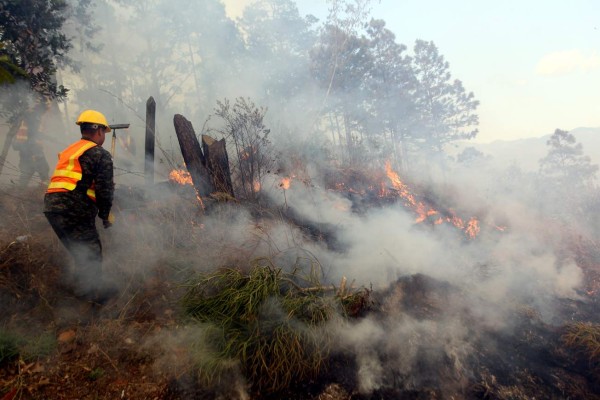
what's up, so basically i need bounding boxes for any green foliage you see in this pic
[88,367,105,381]
[0,0,72,98]
[212,97,273,201]
[0,0,479,176]
[411,40,479,153]
[0,329,56,365]
[181,259,351,393]
[309,10,479,168]
[0,329,20,365]
[20,332,57,361]
[0,50,27,84]
[539,129,598,186]
[536,129,599,219]
[238,0,317,101]
[364,19,414,164]
[456,146,490,166]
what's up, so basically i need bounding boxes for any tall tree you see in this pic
[54,0,101,126]
[238,0,318,105]
[157,0,245,118]
[539,129,598,187]
[100,0,179,116]
[411,40,479,155]
[310,24,372,162]
[0,0,86,178]
[537,129,598,220]
[0,0,72,100]
[364,18,415,170]
[308,0,376,163]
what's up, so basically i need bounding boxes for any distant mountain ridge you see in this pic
[456,127,600,171]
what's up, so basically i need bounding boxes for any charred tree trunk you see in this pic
[173,114,213,197]
[173,114,236,201]
[145,97,155,186]
[202,134,234,198]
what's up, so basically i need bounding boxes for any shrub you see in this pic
[0,328,57,365]
[0,329,21,365]
[562,322,600,364]
[180,258,363,393]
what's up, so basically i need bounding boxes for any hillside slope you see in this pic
[455,127,600,172]
[1,183,600,399]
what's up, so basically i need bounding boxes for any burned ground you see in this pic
[1,184,599,399]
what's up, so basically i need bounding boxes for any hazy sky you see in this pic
[225,0,600,143]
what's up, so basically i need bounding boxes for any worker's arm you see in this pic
[94,148,114,223]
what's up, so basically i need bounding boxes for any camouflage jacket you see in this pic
[44,143,114,221]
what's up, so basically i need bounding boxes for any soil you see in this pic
[1,185,600,400]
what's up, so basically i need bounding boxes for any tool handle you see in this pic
[110,132,116,158]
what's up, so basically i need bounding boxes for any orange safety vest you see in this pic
[15,120,28,142]
[46,139,97,201]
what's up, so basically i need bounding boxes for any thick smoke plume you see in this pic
[0,0,596,397]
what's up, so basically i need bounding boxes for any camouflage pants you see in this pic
[44,211,103,295]
[18,151,50,186]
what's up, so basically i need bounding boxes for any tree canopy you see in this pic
[0,0,72,99]
[1,0,482,182]
[539,128,598,187]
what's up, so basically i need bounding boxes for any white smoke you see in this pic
[0,1,592,395]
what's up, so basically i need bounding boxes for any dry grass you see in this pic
[471,369,537,400]
[180,258,366,394]
[562,322,600,364]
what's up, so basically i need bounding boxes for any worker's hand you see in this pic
[104,212,116,229]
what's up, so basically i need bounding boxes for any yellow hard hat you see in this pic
[76,110,111,132]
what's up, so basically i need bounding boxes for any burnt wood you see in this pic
[202,134,234,197]
[144,96,155,185]
[173,114,213,196]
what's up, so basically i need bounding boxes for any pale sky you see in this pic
[225,0,600,143]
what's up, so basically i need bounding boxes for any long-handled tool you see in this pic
[106,123,130,226]
[108,123,130,158]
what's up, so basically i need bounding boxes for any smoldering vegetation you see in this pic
[2,0,600,399]
[1,136,599,399]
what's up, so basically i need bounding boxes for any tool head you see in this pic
[109,123,130,158]
[109,123,130,130]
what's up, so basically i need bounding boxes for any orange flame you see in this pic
[117,130,134,154]
[385,161,437,223]
[378,182,387,197]
[169,169,193,185]
[241,145,258,161]
[465,217,480,239]
[384,161,481,239]
[280,177,291,190]
[169,169,204,210]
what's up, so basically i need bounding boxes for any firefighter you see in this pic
[11,106,50,186]
[44,109,116,304]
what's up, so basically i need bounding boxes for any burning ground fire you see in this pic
[172,163,484,239]
[279,177,291,190]
[275,164,483,238]
[384,161,480,238]
[169,169,193,185]
[169,169,205,208]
